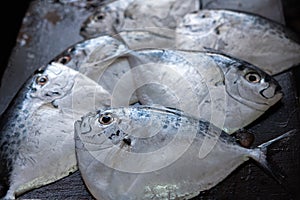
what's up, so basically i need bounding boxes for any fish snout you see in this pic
[258,73,282,99]
[260,80,283,99]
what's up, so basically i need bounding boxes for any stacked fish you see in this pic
[1,0,300,199]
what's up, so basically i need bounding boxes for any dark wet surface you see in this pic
[0,0,299,199]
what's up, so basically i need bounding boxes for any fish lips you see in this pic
[260,84,282,99]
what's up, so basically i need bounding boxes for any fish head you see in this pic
[211,53,283,111]
[75,108,128,150]
[75,106,168,148]
[29,62,77,102]
[80,8,120,39]
[51,35,128,71]
[177,10,223,36]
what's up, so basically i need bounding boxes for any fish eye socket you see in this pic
[94,13,105,21]
[245,72,261,83]
[57,55,71,65]
[98,113,114,125]
[36,75,48,86]
[67,47,76,53]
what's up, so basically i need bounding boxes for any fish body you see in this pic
[176,9,300,75]
[50,35,139,103]
[80,0,135,38]
[75,105,292,200]
[120,0,199,31]
[0,63,111,199]
[200,0,285,23]
[126,49,282,133]
[80,0,199,41]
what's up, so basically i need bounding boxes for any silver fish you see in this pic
[57,0,114,9]
[200,0,285,23]
[50,35,138,103]
[51,33,174,106]
[124,49,282,134]
[80,0,199,39]
[80,0,135,38]
[176,9,300,75]
[0,63,111,199]
[75,105,294,200]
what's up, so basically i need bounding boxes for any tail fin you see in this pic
[250,129,297,185]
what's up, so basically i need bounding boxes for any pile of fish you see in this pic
[1,0,300,199]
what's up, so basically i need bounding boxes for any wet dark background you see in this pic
[0,0,299,199]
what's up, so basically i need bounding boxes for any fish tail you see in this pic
[250,129,297,185]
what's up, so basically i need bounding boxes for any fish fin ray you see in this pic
[251,129,297,187]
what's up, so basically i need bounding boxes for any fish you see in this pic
[50,35,139,104]
[80,0,135,38]
[57,0,115,9]
[51,33,174,107]
[74,105,295,200]
[80,0,199,39]
[125,49,283,134]
[0,62,111,199]
[176,9,300,75]
[200,0,286,23]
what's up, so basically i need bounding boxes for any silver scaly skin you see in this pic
[176,9,300,75]
[80,0,199,39]
[75,105,294,200]
[0,63,111,199]
[125,49,282,134]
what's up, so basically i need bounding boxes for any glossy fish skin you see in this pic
[50,35,138,103]
[75,106,292,200]
[127,49,282,134]
[51,35,129,76]
[0,63,111,199]
[80,0,199,39]
[50,33,172,106]
[80,0,135,38]
[176,9,300,75]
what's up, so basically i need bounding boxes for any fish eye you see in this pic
[67,47,76,53]
[245,72,261,83]
[94,13,105,21]
[36,75,48,86]
[98,113,114,125]
[57,55,71,65]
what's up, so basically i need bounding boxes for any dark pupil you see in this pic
[249,75,257,82]
[39,77,47,83]
[101,115,111,123]
[60,57,68,64]
[97,15,104,20]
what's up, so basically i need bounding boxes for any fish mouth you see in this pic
[260,85,282,99]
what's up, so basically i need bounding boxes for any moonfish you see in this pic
[176,9,300,75]
[51,33,174,106]
[75,105,294,200]
[80,0,199,39]
[124,49,282,133]
[0,63,111,199]
[80,0,135,38]
[50,35,139,103]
